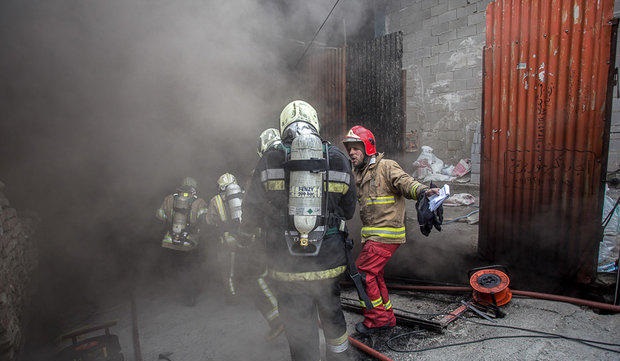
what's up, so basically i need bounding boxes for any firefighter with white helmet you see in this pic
[243,101,357,360]
[155,176,209,305]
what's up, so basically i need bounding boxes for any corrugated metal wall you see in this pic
[301,48,347,145]
[346,32,405,157]
[479,0,615,289]
[299,32,405,152]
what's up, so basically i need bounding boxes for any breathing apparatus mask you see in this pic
[281,121,319,145]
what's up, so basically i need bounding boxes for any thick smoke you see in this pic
[0,0,374,350]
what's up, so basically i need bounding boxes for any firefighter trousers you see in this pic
[355,241,400,328]
[252,269,282,332]
[273,276,351,361]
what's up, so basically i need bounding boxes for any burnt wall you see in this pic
[0,181,38,361]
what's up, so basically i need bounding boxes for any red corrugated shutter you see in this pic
[479,0,615,289]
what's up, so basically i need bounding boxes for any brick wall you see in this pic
[387,0,620,184]
[385,0,493,182]
[0,181,38,361]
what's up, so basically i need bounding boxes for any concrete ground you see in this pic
[36,182,620,361]
[45,273,619,361]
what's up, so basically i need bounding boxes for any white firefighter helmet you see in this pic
[279,100,319,135]
[217,173,237,191]
[257,128,282,157]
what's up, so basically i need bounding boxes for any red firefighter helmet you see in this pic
[343,125,377,156]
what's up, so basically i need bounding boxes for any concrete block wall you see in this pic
[0,181,38,361]
[388,0,620,183]
[386,0,494,183]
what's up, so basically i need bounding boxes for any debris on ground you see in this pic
[412,146,471,182]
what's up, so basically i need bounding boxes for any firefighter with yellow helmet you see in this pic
[155,176,209,305]
[257,127,282,158]
[243,101,357,360]
[240,127,286,341]
[205,173,245,300]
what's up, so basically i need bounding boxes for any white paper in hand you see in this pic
[428,184,450,212]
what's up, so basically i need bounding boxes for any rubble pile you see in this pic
[0,181,38,361]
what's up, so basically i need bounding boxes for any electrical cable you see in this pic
[294,0,341,68]
[464,318,620,349]
[386,277,466,287]
[385,314,620,354]
[601,196,620,229]
[345,292,620,354]
[388,333,566,353]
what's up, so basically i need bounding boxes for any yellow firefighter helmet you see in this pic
[257,128,282,157]
[279,100,319,135]
[217,173,237,191]
[181,177,198,191]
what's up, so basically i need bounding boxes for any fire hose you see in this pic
[386,283,620,313]
[348,336,394,361]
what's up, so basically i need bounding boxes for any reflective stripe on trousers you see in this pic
[269,265,346,281]
[326,332,349,353]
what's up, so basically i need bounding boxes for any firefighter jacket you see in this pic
[243,143,357,280]
[156,194,209,226]
[206,193,230,228]
[205,192,245,249]
[353,153,428,244]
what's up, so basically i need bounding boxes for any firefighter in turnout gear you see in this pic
[155,176,209,305]
[246,128,285,341]
[206,173,245,299]
[244,101,357,361]
[257,127,282,158]
[343,126,439,334]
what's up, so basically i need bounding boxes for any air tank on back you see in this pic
[288,132,324,247]
[225,183,243,223]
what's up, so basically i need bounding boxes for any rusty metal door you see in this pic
[300,48,347,145]
[479,0,616,290]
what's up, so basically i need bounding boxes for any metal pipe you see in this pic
[348,336,394,361]
[131,291,143,361]
[387,283,620,313]
[510,289,620,313]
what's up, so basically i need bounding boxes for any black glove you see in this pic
[415,182,444,236]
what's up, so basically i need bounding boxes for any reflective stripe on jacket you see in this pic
[353,153,428,244]
[206,193,230,226]
[243,144,357,274]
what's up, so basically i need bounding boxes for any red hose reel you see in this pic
[468,266,513,306]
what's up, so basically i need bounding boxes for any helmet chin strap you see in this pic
[355,155,370,170]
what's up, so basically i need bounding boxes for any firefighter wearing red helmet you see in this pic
[343,126,439,334]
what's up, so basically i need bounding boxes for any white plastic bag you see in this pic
[598,187,620,270]
[417,146,444,173]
